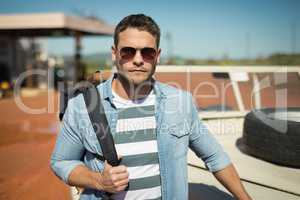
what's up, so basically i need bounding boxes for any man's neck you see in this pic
[112,75,153,100]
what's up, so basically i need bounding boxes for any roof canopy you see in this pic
[0,12,114,37]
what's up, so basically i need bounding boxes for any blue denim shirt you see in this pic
[51,75,231,200]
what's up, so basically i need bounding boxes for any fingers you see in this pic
[114,184,128,193]
[108,165,129,187]
[101,156,129,193]
[110,170,129,183]
[107,184,128,193]
[114,178,129,188]
[102,173,129,193]
[109,165,127,174]
[104,161,127,175]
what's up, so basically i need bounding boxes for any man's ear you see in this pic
[111,46,116,62]
[156,48,161,64]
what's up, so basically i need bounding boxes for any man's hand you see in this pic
[67,161,129,193]
[98,161,129,193]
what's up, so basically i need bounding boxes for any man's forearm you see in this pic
[213,164,252,200]
[68,165,103,190]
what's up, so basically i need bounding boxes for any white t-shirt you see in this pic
[111,89,162,200]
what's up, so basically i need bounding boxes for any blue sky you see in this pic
[0,0,299,59]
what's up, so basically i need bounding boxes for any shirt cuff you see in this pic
[206,151,232,172]
[51,160,85,183]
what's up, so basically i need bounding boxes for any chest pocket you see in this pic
[169,121,189,138]
[167,121,189,159]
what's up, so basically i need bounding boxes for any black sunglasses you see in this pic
[119,47,157,62]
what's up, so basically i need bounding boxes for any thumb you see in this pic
[104,160,113,170]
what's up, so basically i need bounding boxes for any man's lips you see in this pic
[129,69,147,72]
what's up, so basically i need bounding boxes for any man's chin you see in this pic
[131,78,148,86]
[117,73,152,87]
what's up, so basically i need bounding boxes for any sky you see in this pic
[0,0,299,59]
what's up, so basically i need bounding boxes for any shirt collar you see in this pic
[101,73,166,103]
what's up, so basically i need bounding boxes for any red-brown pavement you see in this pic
[0,90,71,200]
[0,71,299,199]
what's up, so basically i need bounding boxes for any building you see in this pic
[0,12,114,88]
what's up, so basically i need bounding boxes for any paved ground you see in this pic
[0,91,71,200]
[188,118,300,200]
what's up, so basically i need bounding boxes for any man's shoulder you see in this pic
[155,81,192,98]
[69,80,106,104]
[65,90,87,116]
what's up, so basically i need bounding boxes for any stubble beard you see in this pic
[118,71,153,92]
[116,65,155,98]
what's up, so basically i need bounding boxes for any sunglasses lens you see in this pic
[141,48,157,61]
[120,47,136,60]
[119,47,157,62]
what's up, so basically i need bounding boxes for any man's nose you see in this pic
[133,50,144,66]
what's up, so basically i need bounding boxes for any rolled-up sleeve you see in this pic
[187,94,231,172]
[50,97,85,183]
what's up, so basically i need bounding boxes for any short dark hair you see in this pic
[114,14,161,48]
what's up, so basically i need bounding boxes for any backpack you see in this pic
[59,81,119,166]
[82,85,119,166]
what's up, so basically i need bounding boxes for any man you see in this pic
[51,14,252,200]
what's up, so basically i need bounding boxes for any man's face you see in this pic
[112,28,161,86]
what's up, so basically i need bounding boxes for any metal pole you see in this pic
[75,32,82,82]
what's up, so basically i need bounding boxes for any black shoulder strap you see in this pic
[82,86,119,166]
